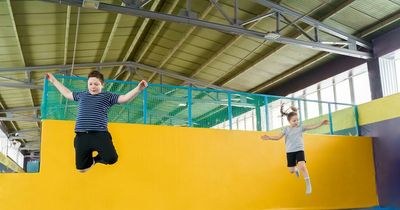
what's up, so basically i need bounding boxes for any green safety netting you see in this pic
[41,75,359,135]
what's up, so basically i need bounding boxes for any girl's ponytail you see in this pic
[280,104,288,117]
[281,104,298,121]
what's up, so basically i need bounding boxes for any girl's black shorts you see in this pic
[286,150,306,167]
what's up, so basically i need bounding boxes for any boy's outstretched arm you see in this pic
[118,80,148,104]
[46,73,74,100]
[261,133,284,141]
[303,119,329,131]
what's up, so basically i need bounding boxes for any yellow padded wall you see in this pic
[0,120,378,210]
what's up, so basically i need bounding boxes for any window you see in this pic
[245,113,255,131]
[351,64,371,104]
[293,90,304,98]
[336,78,351,109]
[353,72,371,104]
[379,49,400,96]
[232,117,238,130]
[396,57,400,91]
[238,118,245,130]
[305,91,319,119]
[212,109,258,131]
[269,101,283,130]
[212,61,374,132]
[285,63,371,118]
[320,85,335,114]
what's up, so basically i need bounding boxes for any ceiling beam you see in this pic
[241,11,275,26]
[112,0,162,79]
[9,128,41,135]
[130,61,231,90]
[0,61,131,72]
[0,75,27,83]
[0,117,41,122]
[182,2,281,82]
[140,0,153,8]
[100,3,125,63]
[69,6,81,76]
[20,147,40,151]
[63,5,71,65]
[0,96,18,133]
[40,0,372,60]
[212,0,354,87]
[0,106,41,113]
[134,0,180,67]
[0,61,230,90]
[9,136,40,141]
[0,82,43,90]
[148,2,216,82]
[6,0,40,129]
[249,52,329,93]
[250,10,400,93]
[253,0,371,49]
[6,0,25,68]
[116,0,180,83]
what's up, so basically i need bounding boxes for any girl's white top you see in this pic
[282,126,305,153]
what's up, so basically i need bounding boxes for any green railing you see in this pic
[41,75,359,135]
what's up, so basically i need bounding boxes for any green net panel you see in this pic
[41,75,359,135]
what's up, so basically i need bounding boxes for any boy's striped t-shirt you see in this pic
[73,91,120,132]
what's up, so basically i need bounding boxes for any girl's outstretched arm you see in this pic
[261,133,284,141]
[303,119,329,131]
[118,80,148,104]
[46,73,74,100]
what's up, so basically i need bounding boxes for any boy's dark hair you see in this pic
[88,70,104,84]
[280,104,298,121]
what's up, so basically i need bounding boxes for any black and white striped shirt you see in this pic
[73,91,120,132]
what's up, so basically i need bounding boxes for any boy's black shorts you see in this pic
[286,151,306,167]
[74,131,118,170]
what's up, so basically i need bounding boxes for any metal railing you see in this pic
[41,75,359,135]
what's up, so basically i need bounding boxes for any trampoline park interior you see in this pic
[0,0,400,209]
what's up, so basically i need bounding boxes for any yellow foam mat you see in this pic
[0,120,378,210]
